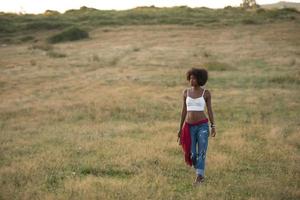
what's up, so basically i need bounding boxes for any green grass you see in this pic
[47,27,89,43]
[203,61,235,71]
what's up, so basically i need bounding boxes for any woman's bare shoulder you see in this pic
[204,88,211,98]
[182,88,189,97]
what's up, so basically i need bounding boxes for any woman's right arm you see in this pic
[178,89,187,139]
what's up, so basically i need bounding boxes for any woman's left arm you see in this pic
[205,90,216,137]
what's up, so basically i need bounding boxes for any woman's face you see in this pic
[189,75,198,86]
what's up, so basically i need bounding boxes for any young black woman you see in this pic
[178,68,216,186]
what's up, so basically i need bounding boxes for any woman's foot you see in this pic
[193,175,205,186]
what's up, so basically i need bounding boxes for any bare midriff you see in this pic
[185,111,207,124]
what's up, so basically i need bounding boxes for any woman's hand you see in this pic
[210,127,216,137]
[177,130,182,145]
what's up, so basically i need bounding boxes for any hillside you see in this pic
[0,6,299,45]
[261,1,300,11]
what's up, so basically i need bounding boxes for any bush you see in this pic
[25,21,71,30]
[47,27,89,43]
[0,18,18,33]
[242,19,259,25]
[265,8,299,20]
[280,8,299,13]
[256,8,266,14]
[19,35,34,42]
[44,10,60,16]
[47,51,67,58]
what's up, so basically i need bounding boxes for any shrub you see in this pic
[0,18,18,33]
[265,8,299,20]
[44,10,60,16]
[47,51,67,58]
[19,36,34,42]
[47,27,89,43]
[242,19,259,24]
[25,21,70,30]
[280,8,299,13]
[256,8,266,14]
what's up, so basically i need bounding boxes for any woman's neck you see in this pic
[192,86,200,90]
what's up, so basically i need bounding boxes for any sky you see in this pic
[0,0,299,14]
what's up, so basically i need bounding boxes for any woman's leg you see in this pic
[195,123,209,177]
[189,125,198,167]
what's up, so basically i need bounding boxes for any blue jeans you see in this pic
[189,122,209,176]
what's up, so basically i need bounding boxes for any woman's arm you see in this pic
[178,89,187,139]
[205,90,216,137]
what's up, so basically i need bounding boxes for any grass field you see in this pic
[0,7,300,200]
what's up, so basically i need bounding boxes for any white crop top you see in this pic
[186,88,206,111]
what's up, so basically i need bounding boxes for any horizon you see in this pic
[1,0,300,14]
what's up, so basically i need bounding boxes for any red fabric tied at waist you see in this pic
[180,118,209,166]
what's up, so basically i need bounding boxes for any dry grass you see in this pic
[0,22,300,199]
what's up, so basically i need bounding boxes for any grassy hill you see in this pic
[0,6,299,200]
[261,1,300,11]
[0,6,299,44]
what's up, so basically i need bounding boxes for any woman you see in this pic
[177,68,216,186]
